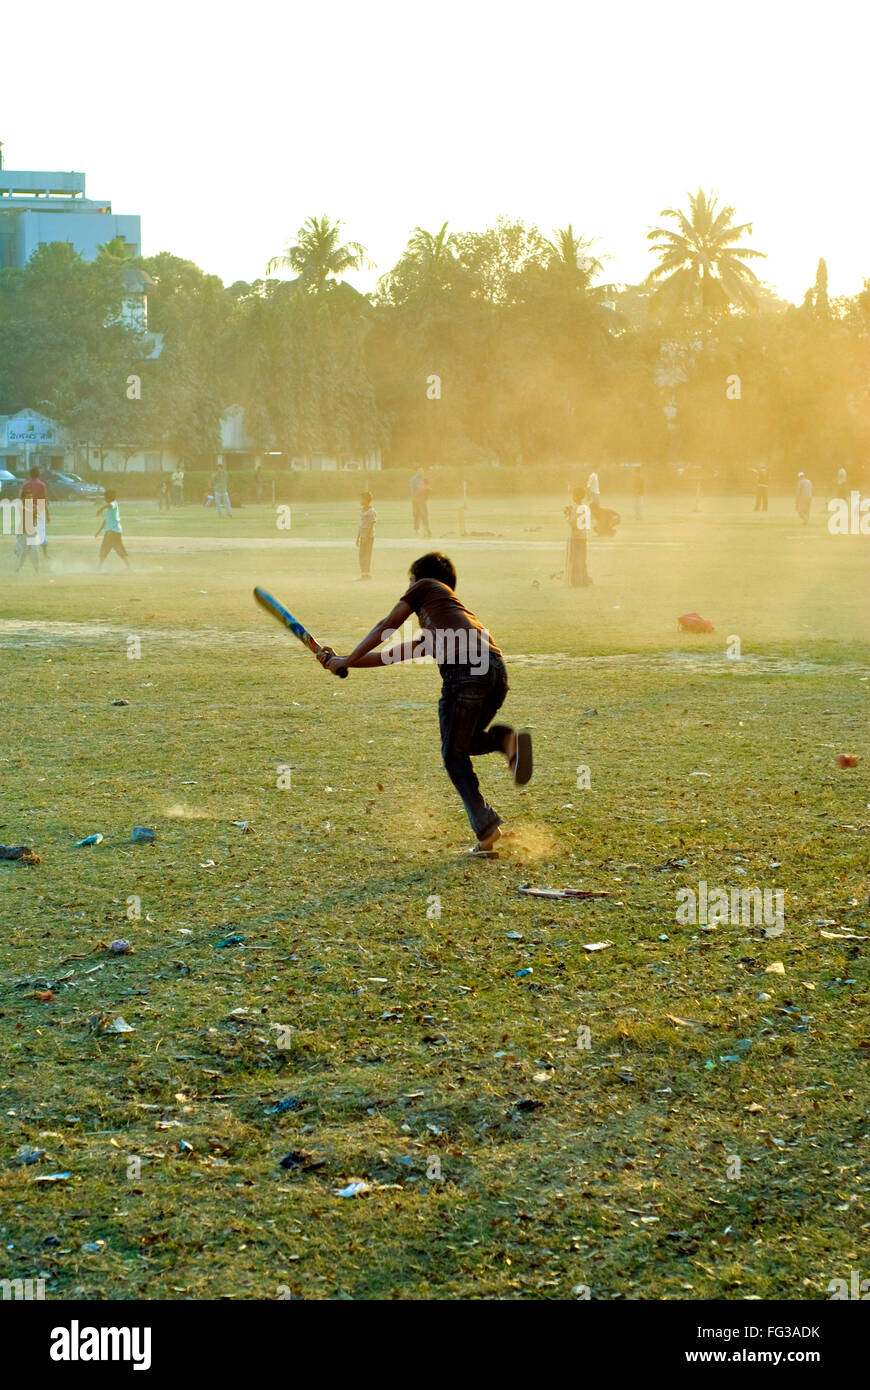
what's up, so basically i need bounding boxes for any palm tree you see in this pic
[266,215,371,292]
[97,236,135,263]
[645,190,765,315]
[542,224,603,288]
[376,222,455,301]
[407,222,455,274]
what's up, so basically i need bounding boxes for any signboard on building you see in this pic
[6,414,58,446]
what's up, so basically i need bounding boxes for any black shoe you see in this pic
[510,730,533,785]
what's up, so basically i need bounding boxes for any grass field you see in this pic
[1,491,867,1301]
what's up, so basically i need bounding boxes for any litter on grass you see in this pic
[14,1145,46,1165]
[265,1097,303,1115]
[280,1151,326,1173]
[665,1014,704,1031]
[678,612,715,633]
[0,845,40,864]
[87,1013,135,1033]
[334,1179,370,1198]
[518,885,612,900]
[131,826,155,843]
[73,834,103,848]
[582,941,613,952]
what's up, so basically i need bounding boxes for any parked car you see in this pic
[0,467,21,500]
[42,470,104,501]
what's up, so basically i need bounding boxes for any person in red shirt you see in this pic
[15,467,50,572]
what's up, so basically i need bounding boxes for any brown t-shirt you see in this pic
[400,578,503,673]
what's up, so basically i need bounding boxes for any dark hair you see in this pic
[571,485,586,503]
[104,490,117,502]
[410,552,456,589]
[360,492,372,505]
[29,466,39,478]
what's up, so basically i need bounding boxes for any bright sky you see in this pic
[4,0,866,303]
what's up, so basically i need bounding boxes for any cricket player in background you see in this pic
[14,466,50,572]
[796,471,813,524]
[356,491,376,579]
[95,491,131,568]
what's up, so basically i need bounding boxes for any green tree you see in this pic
[802,257,831,321]
[542,224,603,287]
[645,189,765,316]
[97,236,136,263]
[266,215,371,293]
[376,222,457,306]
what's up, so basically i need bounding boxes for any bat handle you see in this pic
[318,644,349,677]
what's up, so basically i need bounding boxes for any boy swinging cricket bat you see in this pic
[318,552,532,853]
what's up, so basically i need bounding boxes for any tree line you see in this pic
[1,192,868,481]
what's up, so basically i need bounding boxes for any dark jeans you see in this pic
[438,658,510,839]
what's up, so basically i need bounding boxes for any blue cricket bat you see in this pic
[254,587,348,677]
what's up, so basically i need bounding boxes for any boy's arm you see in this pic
[349,636,428,668]
[319,599,413,672]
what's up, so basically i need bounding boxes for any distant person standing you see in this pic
[632,463,646,520]
[564,486,592,587]
[254,459,264,503]
[356,491,377,579]
[586,468,601,506]
[835,464,848,501]
[14,466,50,572]
[795,472,813,524]
[752,462,769,512]
[171,465,185,505]
[214,462,233,518]
[590,499,621,537]
[95,491,130,568]
[410,467,432,537]
[158,476,172,511]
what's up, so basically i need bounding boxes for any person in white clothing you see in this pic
[214,463,233,517]
[795,472,813,524]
